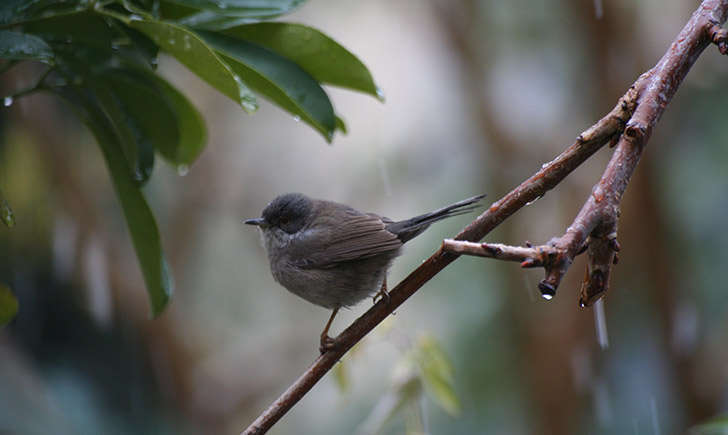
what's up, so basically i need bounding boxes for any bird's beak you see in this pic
[244,217,268,228]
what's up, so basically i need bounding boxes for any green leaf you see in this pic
[0,0,80,26]
[332,360,350,393]
[176,10,256,31]
[0,188,14,228]
[91,79,157,184]
[137,71,207,164]
[335,115,347,134]
[104,67,206,165]
[223,23,381,99]
[0,30,54,62]
[162,0,305,18]
[23,12,154,71]
[0,283,18,326]
[56,87,173,316]
[198,30,335,140]
[413,335,461,416]
[128,18,258,112]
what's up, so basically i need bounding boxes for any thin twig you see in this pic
[241,1,728,433]
[3,66,55,102]
[443,1,728,306]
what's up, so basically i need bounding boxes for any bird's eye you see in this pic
[279,216,289,225]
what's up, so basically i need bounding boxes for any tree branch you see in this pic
[241,1,728,433]
[443,0,728,307]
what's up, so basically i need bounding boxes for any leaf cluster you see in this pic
[0,0,380,316]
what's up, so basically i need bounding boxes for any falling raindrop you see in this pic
[177,165,189,176]
[3,96,13,107]
[377,158,392,197]
[650,397,661,435]
[594,298,609,350]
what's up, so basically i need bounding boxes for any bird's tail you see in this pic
[386,194,486,243]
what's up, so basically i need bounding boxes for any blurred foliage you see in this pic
[0,283,18,326]
[0,0,380,315]
[690,415,728,435]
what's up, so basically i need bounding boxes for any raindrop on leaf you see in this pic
[3,96,13,107]
[1,199,15,228]
[177,165,189,176]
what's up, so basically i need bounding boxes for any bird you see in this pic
[245,193,485,352]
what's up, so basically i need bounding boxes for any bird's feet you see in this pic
[319,334,337,354]
[372,279,390,304]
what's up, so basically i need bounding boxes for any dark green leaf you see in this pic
[0,30,54,62]
[129,19,258,112]
[0,283,18,326]
[162,0,305,18]
[56,87,173,316]
[199,31,335,141]
[413,335,460,416]
[91,80,156,184]
[0,0,80,26]
[105,68,206,165]
[23,12,154,71]
[224,23,381,99]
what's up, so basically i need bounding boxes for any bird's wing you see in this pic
[296,211,402,269]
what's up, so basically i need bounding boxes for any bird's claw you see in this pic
[319,334,338,354]
[372,284,390,304]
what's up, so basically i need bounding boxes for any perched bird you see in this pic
[245,193,485,352]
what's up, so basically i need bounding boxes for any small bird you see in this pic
[245,193,485,352]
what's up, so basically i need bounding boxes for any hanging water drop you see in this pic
[177,165,189,176]
[375,87,386,102]
[538,282,556,300]
[3,96,13,107]
[292,115,301,122]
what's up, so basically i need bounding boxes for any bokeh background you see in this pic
[2,0,728,434]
